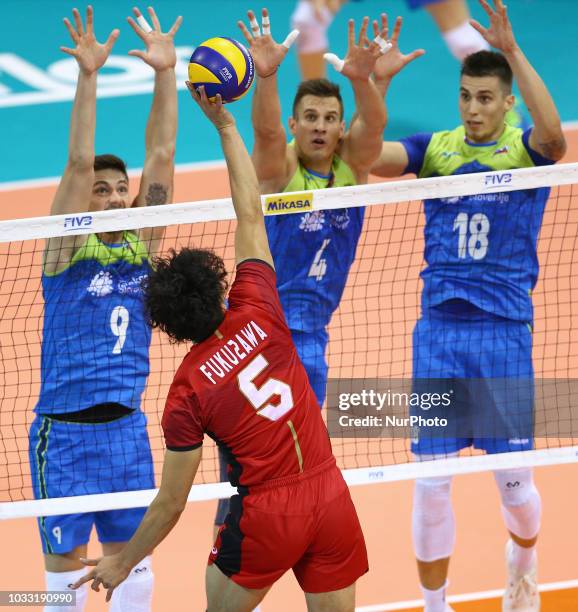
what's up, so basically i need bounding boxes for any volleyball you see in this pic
[188,37,255,103]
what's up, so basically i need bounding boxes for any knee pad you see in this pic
[442,20,490,61]
[494,468,541,539]
[412,476,455,562]
[45,569,88,612]
[109,556,154,612]
[291,0,334,53]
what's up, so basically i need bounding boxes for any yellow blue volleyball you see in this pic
[188,37,255,103]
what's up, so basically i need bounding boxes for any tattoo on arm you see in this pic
[537,138,566,161]
[145,183,169,207]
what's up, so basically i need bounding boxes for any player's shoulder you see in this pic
[230,259,277,300]
[236,258,276,277]
[428,125,465,149]
[499,125,555,168]
[331,153,357,186]
[259,144,298,195]
[166,347,198,402]
[228,259,287,327]
[497,123,526,147]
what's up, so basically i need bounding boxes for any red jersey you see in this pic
[162,259,334,487]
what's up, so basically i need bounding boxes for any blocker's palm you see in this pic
[470,0,518,54]
[238,9,289,78]
[340,17,385,82]
[61,6,119,75]
[371,14,425,83]
[127,7,182,71]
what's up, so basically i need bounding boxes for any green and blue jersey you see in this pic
[400,125,554,322]
[35,231,152,414]
[265,154,362,331]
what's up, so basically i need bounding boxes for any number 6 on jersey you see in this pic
[238,354,294,421]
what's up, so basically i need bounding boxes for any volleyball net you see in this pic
[1,163,578,520]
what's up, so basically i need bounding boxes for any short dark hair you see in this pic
[292,79,344,119]
[461,51,513,92]
[94,154,129,180]
[144,247,228,344]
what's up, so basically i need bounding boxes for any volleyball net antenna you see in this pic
[1,164,578,520]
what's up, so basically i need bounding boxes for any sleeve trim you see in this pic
[522,128,555,166]
[166,442,203,452]
[399,132,433,176]
[236,258,275,272]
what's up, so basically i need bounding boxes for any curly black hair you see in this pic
[144,247,228,344]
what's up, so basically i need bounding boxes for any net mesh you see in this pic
[1,165,578,519]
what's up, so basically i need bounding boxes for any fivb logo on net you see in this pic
[0,48,194,108]
[64,215,93,231]
[483,171,513,189]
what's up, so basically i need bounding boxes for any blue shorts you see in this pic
[290,328,329,408]
[412,308,534,456]
[407,0,445,9]
[29,410,154,554]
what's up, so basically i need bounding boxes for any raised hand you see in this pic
[470,0,518,54]
[238,8,299,78]
[186,83,235,132]
[327,17,389,82]
[61,6,119,75]
[371,14,425,83]
[127,7,182,71]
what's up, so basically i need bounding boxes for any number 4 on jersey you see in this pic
[308,239,331,281]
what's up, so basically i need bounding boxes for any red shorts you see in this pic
[208,457,368,592]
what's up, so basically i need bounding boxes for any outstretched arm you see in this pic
[51,6,119,217]
[471,0,566,160]
[45,6,119,275]
[128,8,181,209]
[368,15,425,178]
[238,8,299,193]
[127,7,182,252]
[188,85,274,269]
[72,448,201,602]
[331,16,388,182]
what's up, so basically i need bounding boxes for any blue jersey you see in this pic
[400,125,554,322]
[265,155,363,331]
[35,232,152,414]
